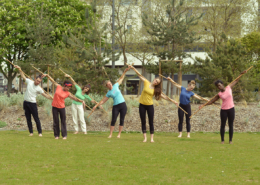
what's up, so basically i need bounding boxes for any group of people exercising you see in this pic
[13,64,247,144]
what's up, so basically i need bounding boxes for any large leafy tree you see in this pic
[191,36,259,101]
[0,0,90,95]
[59,2,121,94]
[142,0,202,97]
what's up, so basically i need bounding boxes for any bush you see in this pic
[0,94,10,111]
[65,98,73,106]
[36,95,48,107]
[0,121,7,128]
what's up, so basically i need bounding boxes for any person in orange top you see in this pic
[44,74,85,140]
[130,66,178,143]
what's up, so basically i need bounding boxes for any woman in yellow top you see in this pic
[130,66,178,143]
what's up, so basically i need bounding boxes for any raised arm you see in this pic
[92,96,109,111]
[229,70,247,89]
[129,66,146,82]
[117,66,131,85]
[166,77,181,89]
[64,74,77,86]
[14,65,26,81]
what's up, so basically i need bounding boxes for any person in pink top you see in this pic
[44,74,85,140]
[199,70,247,144]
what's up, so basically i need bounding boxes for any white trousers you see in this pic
[71,103,86,132]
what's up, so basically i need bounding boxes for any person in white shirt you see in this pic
[14,65,52,137]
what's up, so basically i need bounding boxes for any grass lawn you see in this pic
[0,131,260,185]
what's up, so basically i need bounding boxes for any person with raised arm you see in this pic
[199,70,247,144]
[167,77,204,138]
[130,66,178,143]
[92,67,130,139]
[44,74,85,140]
[64,74,102,135]
[14,65,52,137]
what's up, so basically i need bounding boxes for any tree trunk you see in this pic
[7,76,13,97]
[166,80,170,96]
[170,72,174,98]
[19,77,22,92]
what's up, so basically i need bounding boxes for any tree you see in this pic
[241,31,260,61]
[191,36,259,101]
[193,0,257,52]
[59,2,121,94]
[0,0,90,95]
[142,0,202,97]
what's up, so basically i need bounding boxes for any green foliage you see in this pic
[59,2,122,94]
[0,121,7,128]
[0,0,90,94]
[43,100,52,117]
[241,32,260,61]
[36,95,49,107]
[65,98,73,107]
[191,37,260,101]
[9,93,23,108]
[84,112,92,126]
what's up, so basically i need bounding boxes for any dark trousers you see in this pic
[178,103,191,132]
[111,102,127,126]
[139,103,154,134]
[220,107,235,142]
[23,101,42,134]
[52,106,67,138]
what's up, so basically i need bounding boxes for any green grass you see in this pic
[0,131,260,184]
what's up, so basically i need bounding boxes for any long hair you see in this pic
[82,84,91,95]
[153,77,162,101]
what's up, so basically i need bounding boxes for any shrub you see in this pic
[65,98,73,106]
[0,121,7,128]
[36,95,48,107]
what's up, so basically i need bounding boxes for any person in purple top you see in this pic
[167,78,204,138]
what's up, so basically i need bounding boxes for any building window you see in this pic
[127,25,132,33]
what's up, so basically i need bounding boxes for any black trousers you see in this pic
[52,107,67,138]
[111,102,127,126]
[23,101,42,134]
[178,103,191,132]
[220,107,235,142]
[139,103,154,134]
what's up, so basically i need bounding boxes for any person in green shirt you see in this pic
[65,74,101,134]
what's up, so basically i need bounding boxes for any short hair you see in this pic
[103,80,111,87]
[82,84,91,95]
[214,80,223,86]
[63,80,72,87]
[189,80,196,86]
[35,75,42,80]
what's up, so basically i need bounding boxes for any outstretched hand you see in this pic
[241,70,247,75]
[199,105,203,109]
[175,102,179,106]
[41,74,48,78]
[65,74,71,78]
[93,105,97,111]
[14,65,21,70]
